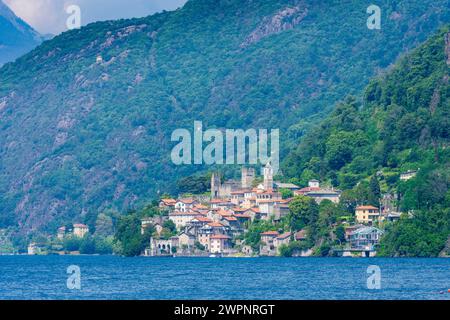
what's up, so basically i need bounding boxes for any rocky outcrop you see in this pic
[241,5,308,48]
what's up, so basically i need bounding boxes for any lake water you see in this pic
[0,256,449,300]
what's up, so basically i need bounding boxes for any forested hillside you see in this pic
[283,27,450,256]
[0,0,448,234]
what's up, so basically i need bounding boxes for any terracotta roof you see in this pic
[356,205,379,210]
[277,232,291,240]
[73,223,88,228]
[194,216,213,223]
[208,222,225,228]
[261,231,279,236]
[160,198,177,205]
[295,230,307,240]
[223,216,238,221]
[295,187,321,194]
[210,234,231,240]
[178,198,196,204]
[231,207,247,212]
[217,209,233,217]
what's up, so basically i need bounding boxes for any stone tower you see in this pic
[211,172,221,198]
[263,162,273,191]
[241,167,255,189]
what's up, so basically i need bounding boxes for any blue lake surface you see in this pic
[0,256,449,300]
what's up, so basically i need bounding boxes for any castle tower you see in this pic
[263,162,273,191]
[211,172,221,199]
[241,167,255,189]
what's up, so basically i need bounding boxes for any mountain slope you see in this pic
[283,26,449,256]
[0,0,43,65]
[0,0,448,234]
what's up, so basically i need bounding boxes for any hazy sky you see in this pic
[4,0,188,35]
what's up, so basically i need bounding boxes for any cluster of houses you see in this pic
[142,164,405,257]
[27,223,90,255]
[26,164,412,256]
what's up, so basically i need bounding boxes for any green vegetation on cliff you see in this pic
[283,27,450,256]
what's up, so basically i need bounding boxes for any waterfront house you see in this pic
[73,224,89,238]
[210,234,231,254]
[260,231,279,256]
[27,242,41,255]
[274,232,291,251]
[344,224,365,241]
[355,206,380,225]
[57,226,66,240]
[349,226,384,250]
[149,238,173,256]
[178,232,196,249]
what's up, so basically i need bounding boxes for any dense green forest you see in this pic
[283,27,450,256]
[0,0,448,236]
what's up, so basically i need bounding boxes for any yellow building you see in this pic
[355,206,380,225]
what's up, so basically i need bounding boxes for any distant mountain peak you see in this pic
[0,0,42,65]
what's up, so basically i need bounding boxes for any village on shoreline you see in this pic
[17,163,419,259]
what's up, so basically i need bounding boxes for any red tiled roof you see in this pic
[295,187,321,194]
[261,231,279,236]
[223,216,238,221]
[210,234,231,240]
[356,205,379,210]
[295,230,307,240]
[208,222,225,228]
[217,209,233,217]
[277,232,291,240]
[194,204,208,209]
[178,198,196,204]
[73,223,88,228]
[194,216,213,223]
[160,198,177,205]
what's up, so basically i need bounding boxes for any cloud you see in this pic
[4,0,187,35]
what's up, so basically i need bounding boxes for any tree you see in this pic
[279,188,294,199]
[95,213,114,237]
[163,220,177,234]
[288,195,319,231]
[368,175,381,207]
[63,236,81,252]
[114,214,147,257]
[80,236,96,254]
